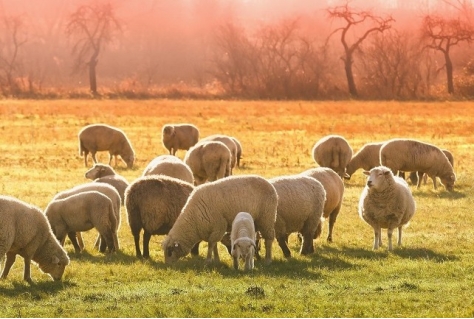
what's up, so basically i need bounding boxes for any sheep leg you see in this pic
[398,226,403,247]
[91,152,98,164]
[277,236,291,258]
[264,238,273,264]
[142,231,152,258]
[99,235,107,253]
[191,242,200,256]
[387,228,394,251]
[76,232,85,250]
[205,242,218,264]
[327,210,340,243]
[213,245,220,262]
[373,227,381,250]
[430,174,438,190]
[67,231,82,253]
[0,252,16,280]
[23,257,33,284]
[132,232,142,258]
[83,150,89,167]
[300,232,315,255]
[233,256,239,270]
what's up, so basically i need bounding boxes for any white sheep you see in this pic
[162,123,199,156]
[142,155,194,184]
[409,149,454,187]
[301,167,344,242]
[124,175,194,259]
[358,166,416,251]
[45,191,120,253]
[53,182,121,253]
[85,163,130,205]
[345,142,384,179]
[269,175,326,258]
[184,141,231,185]
[230,212,256,271]
[312,135,353,179]
[380,138,456,191]
[78,123,135,169]
[0,195,70,284]
[162,175,277,265]
[200,134,238,173]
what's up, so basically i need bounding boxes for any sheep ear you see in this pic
[363,171,370,176]
[384,170,391,176]
[51,256,60,264]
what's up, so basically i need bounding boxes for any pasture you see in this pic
[0,99,473,317]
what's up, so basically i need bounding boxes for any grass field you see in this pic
[0,99,473,317]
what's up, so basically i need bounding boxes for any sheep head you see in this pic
[440,173,456,192]
[363,166,393,191]
[162,237,187,264]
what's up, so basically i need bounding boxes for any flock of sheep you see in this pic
[0,123,457,283]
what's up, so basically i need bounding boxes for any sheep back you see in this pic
[346,142,384,178]
[184,141,231,185]
[94,175,129,206]
[380,138,455,191]
[312,135,353,179]
[0,195,70,283]
[85,163,117,179]
[142,156,194,184]
[200,134,238,170]
[162,124,199,155]
[124,175,194,258]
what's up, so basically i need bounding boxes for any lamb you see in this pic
[45,191,120,253]
[230,212,256,271]
[380,138,456,191]
[230,137,243,167]
[85,163,130,205]
[79,123,135,169]
[269,175,326,258]
[409,149,454,187]
[162,175,278,265]
[184,141,231,185]
[142,155,194,184]
[358,166,416,251]
[162,123,199,156]
[200,134,238,173]
[0,195,70,284]
[53,182,121,253]
[345,142,384,179]
[312,135,353,179]
[301,167,344,243]
[124,175,194,259]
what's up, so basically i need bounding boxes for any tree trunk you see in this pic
[89,57,98,95]
[344,54,358,97]
[445,51,454,94]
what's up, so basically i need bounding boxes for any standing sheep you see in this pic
[0,195,70,284]
[269,175,326,258]
[231,212,256,271]
[162,175,277,265]
[312,135,353,179]
[380,138,456,191]
[409,149,454,187]
[184,141,231,185]
[162,124,199,156]
[85,163,130,205]
[345,142,384,179]
[200,134,238,173]
[301,167,344,243]
[358,166,416,251]
[45,191,120,253]
[79,123,135,169]
[142,155,194,184]
[124,175,194,259]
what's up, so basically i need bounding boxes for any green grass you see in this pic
[0,100,474,317]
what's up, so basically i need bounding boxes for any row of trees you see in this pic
[0,0,474,99]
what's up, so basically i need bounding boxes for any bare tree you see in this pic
[327,3,394,97]
[421,14,474,94]
[66,2,121,95]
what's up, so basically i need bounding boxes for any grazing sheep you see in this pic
[312,135,353,179]
[53,182,121,253]
[231,212,256,271]
[269,175,326,258]
[142,155,194,184]
[200,134,238,173]
[162,124,199,156]
[45,191,120,253]
[345,142,384,179]
[358,166,416,251]
[380,138,456,191]
[85,163,130,205]
[0,195,70,284]
[79,123,135,169]
[230,137,243,167]
[124,175,194,259]
[162,175,277,265]
[184,141,231,185]
[301,167,344,243]
[409,149,454,187]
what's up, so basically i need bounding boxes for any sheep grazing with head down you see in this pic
[300,167,344,243]
[184,141,231,185]
[231,212,256,271]
[124,175,194,259]
[345,142,384,179]
[269,175,326,258]
[162,175,277,265]
[312,135,353,179]
[409,149,454,187]
[358,166,416,251]
[380,138,456,191]
[142,155,194,184]
[85,163,130,205]
[162,124,199,156]
[200,134,238,173]
[0,195,70,284]
[78,123,135,169]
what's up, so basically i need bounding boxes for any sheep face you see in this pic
[38,255,69,281]
[232,238,256,262]
[162,126,175,141]
[122,154,135,169]
[440,173,456,192]
[163,240,187,264]
[363,167,393,191]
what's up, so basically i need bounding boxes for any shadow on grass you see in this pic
[412,189,466,200]
[0,279,76,297]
